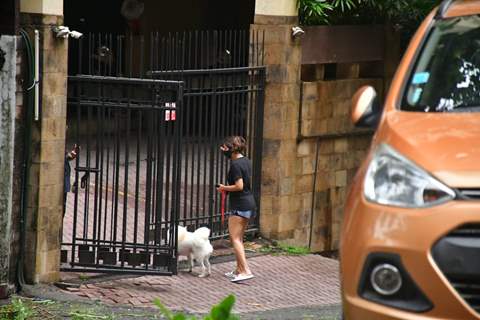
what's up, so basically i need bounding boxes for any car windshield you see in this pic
[402,15,480,112]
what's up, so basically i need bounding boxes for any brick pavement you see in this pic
[60,254,340,314]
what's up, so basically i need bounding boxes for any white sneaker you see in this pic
[230,273,254,282]
[224,271,237,278]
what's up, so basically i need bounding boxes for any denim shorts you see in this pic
[228,209,256,220]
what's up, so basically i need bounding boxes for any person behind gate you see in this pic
[64,143,80,217]
[216,136,256,283]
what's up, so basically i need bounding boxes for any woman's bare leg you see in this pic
[228,215,251,275]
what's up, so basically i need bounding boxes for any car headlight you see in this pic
[364,144,455,208]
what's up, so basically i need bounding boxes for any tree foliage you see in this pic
[298,0,443,31]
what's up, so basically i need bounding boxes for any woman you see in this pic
[216,136,256,282]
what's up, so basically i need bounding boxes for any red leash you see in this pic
[221,190,226,226]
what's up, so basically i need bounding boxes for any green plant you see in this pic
[298,0,442,32]
[154,295,238,320]
[70,309,115,320]
[331,0,358,12]
[298,0,358,25]
[259,243,310,256]
[278,244,310,255]
[298,0,332,25]
[358,0,442,32]
[78,274,90,281]
[0,298,34,320]
[11,299,32,320]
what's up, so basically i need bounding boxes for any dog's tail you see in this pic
[193,227,211,240]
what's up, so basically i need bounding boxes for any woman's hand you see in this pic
[216,179,244,193]
[216,184,226,193]
[67,144,81,161]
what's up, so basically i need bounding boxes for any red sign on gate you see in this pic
[165,102,176,121]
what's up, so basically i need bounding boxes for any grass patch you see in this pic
[278,244,310,255]
[69,310,115,320]
[259,243,310,256]
[0,297,59,320]
[78,274,90,281]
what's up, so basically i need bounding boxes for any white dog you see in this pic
[177,225,213,277]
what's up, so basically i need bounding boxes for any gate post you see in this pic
[20,0,67,283]
[252,1,303,240]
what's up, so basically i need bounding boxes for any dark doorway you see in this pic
[64,0,255,35]
[0,0,18,35]
[64,0,125,34]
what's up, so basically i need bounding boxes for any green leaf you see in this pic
[10,298,33,320]
[154,295,237,320]
[299,0,442,31]
[153,298,174,320]
[208,295,235,320]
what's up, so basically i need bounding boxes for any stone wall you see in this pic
[256,20,399,251]
[260,73,383,251]
[9,35,25,287]
[0,34,17,296]
[295,77,383,251]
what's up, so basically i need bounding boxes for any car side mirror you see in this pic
[351,86,381,128]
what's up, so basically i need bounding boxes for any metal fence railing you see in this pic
[62,29,265,274]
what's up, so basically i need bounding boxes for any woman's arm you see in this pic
[217,178,243,192]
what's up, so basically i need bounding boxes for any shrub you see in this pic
[298,0,442,31]
[154,294,239,320]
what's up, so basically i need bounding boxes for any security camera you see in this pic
[69,31,83,39]
[52,26,83,39]
[292,26,305,38]
[52,25,71,38]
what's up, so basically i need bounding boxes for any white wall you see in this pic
[255,0,297,16]
[20,0,63,15]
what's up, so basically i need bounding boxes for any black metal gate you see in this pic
[62,30,265,274]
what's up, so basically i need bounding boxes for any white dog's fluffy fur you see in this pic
[177,225,213,277]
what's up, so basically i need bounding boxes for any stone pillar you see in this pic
[0,34,17,297]
[20,0,67,283]
[253,0,302,240]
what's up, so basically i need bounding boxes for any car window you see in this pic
[402,15,480,112]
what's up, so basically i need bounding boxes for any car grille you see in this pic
[459,189,480,200]
[432,224,480,314]
[450,281,480,313]
[448,223,480,237]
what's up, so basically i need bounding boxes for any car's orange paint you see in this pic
[341,1,480,319]
[445,0,480,18]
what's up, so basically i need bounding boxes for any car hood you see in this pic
[378,111,480,188]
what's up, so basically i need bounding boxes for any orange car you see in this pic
[341,1,480,319]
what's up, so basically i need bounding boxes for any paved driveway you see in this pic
[61,254,341,315]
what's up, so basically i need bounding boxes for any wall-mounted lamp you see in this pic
[52,26,83,39]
